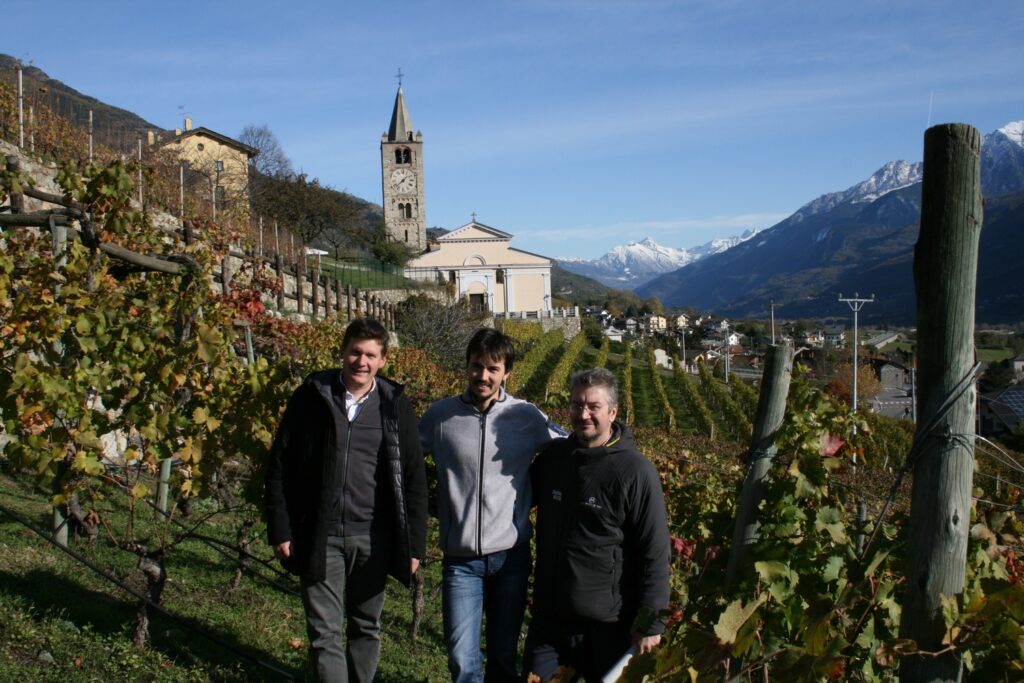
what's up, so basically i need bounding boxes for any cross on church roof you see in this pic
[395,67,404,87]
[471,212,477,222]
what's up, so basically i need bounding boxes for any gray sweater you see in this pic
[419,388,564,557]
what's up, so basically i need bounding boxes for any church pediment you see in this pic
[438,221,513,242]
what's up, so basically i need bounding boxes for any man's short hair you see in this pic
[466,328,516,371]
[570,367,619,407]
[342,318,390,356]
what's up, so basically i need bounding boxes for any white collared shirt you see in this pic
[341,374,377,422]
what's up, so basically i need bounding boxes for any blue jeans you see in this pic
[442,543,530,683]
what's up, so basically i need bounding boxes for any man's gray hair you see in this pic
[569,367,619,407]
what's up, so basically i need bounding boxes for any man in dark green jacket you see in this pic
[265,318,427,683]
[526,367,670,682]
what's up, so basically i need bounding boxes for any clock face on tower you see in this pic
[390,168,416,193]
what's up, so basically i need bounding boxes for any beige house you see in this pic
[149,118,257,217]
[405,220,552,314]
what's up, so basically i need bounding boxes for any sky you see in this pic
[6,0,1024,259]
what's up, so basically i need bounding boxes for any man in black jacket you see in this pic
[264,318,427,683]
[525,368,670,682]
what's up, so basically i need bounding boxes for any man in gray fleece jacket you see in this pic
[419,328,564,683]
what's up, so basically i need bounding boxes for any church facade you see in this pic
[405,221,553,315]
[383,84,552,315]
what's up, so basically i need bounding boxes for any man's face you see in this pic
[569,384,618,446]
[467,352,511,406]
[342,338,387,394]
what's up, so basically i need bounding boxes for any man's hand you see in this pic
[410,557,420,576]
[633,633,661,655]
[274,541,291,560]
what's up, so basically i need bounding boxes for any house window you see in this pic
[469,293,487,313]
[449,270,456,283]
[402,148,411,163]
[196,143,205,151]
[398,202,406,217]
[404,204,413,219]
[496,269,504,284]
[404,230,408,243]
[394,149,403,164]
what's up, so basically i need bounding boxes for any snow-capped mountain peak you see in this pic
[997,120,1024,148]
[558,232,757,289]
[849,160,923,203]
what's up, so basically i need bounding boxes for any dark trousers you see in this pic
[300,534,390,683]
[523,614,632,682]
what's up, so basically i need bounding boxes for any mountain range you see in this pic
[635,122,1024,325]
[558,231,757,289]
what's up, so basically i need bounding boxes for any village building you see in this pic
[149,118,256,217]
[641,313,668,335]
[379,84,554,316]
[825,325,847,348]
[404,220,553,315]
[980,385,1024,436]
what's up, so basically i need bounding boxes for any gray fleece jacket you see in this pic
[419,388,564,557]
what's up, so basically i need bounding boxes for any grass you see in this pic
[977,347,1015,363]
[318,256,421,290]
[0,472,452,682]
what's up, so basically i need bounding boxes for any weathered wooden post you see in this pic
[323,274,333,319]
[346,284,353,320]
[725,342,794,587]
[51,216,70,547]
[296,255,305,315]
[335,278,343,318]
[5,156,24,214]
[275,254,286,312]
[311,265,321,321]
[898,123,981,683]
[220,254,232,296]
[156,458,173,514]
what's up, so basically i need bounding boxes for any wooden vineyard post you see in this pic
[311,265,321,321]
[51,216,69,547]
[5,156,24,214]
[898,123,982,683]
[275,254,285,312]
[156,457,173,514]
[725,342,793,587]
[296,254,305,315]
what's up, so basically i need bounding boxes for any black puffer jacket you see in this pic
[264,371,427,586]
[530,423,670,634]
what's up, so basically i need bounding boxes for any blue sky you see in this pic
[8,0,1023,259]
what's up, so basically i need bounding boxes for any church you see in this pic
[379,83,554,315]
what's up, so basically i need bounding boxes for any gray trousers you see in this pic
[301,534,390,683]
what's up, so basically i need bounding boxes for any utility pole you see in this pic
[838,292,874,427]
[722,321,731,381]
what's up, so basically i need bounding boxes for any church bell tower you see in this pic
[381,80,426,251]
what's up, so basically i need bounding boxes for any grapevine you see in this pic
[594,335,610,369]
[671,355,715,437]
[505,329,562,396]
[645,347,676,431]
[698,361,753,440]
[620,340,635,425]
[544,331,587,405]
